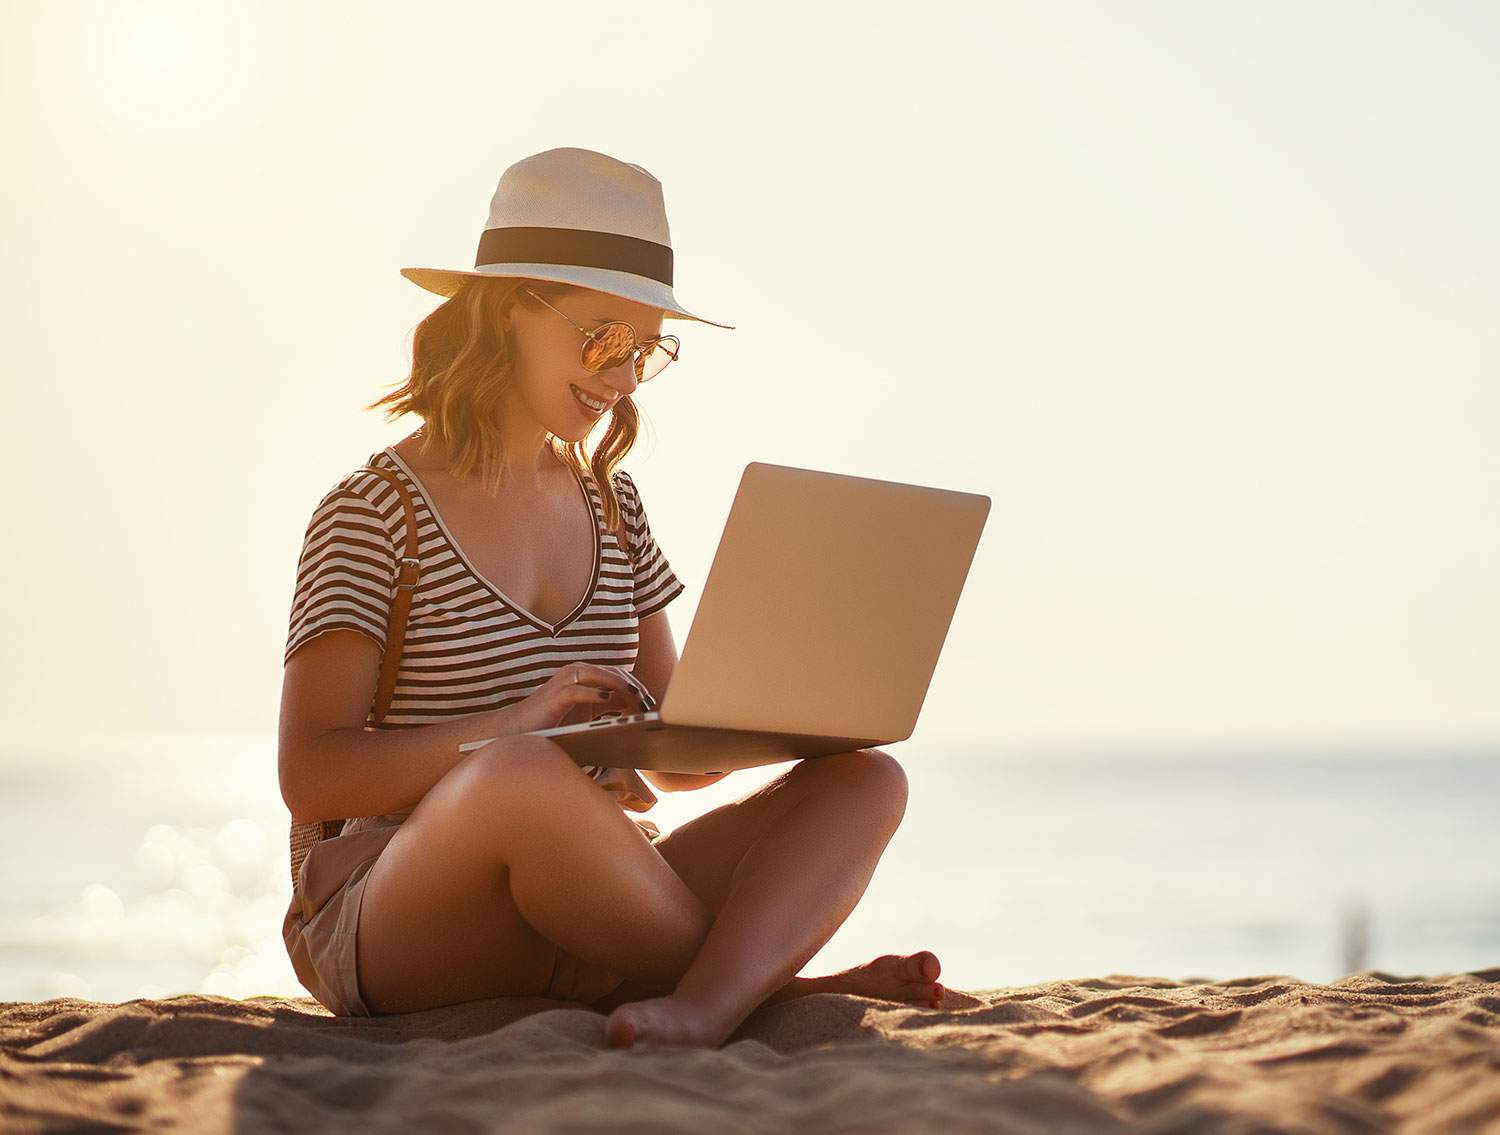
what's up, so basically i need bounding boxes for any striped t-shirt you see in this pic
[284,446,685,742]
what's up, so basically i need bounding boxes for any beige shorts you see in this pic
[282,812,661,1017]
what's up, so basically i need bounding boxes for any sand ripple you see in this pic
[2,968,1498,1132]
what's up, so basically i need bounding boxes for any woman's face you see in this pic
[507,287,667,441]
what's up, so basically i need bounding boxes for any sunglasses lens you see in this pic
[637,337,679,382]
[581,323,636,372]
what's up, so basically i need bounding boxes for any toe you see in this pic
[605,1012,637,1049]
[901,950,941,983]
[908,982,941,1005]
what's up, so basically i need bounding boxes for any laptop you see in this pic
[457,461,990,774]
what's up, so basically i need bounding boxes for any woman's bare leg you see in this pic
[355,736,928,1029]
[595,949,942,1015]
[355,735,714,1014]
[750,950,942,1009]
[590,752,940,1017]
[600,748,912,1050]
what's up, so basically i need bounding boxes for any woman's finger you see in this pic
[580,665,650,705]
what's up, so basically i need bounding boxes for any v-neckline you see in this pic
[382,445,602,637]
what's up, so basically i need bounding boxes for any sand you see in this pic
[3,968,1498,1133]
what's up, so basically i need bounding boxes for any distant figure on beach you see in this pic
[278,148,940,1050]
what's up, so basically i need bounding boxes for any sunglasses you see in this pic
[524,288,681,383]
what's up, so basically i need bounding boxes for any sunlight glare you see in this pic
[125,10,187,72]
[62,0,256,139]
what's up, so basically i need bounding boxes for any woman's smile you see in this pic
[570,383,611,415]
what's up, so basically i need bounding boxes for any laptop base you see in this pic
[536,717,888,773]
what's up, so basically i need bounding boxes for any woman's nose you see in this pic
[599,358,640,394]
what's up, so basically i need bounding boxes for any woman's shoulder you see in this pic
[608,465,640,499]
[305,450,401,525]
[340,448,404,500]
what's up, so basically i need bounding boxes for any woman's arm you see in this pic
[280,629,535,822]
[631,609,728,792]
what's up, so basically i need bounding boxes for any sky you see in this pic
[2,0,1496,756]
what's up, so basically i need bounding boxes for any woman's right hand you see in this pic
[505,662,651,735]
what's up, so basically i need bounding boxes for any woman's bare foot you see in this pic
[604,993,740,1051]
[798,950,944,1008]
[602,951,944,1051]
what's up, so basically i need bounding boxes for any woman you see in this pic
[279,148,942,1050]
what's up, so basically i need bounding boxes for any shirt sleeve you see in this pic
[613,469,686,620]
[284,485,397,666]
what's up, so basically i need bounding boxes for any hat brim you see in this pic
[400,264,735,330]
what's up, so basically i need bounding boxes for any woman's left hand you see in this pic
[555,669,652,727]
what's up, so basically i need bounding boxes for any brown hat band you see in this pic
[475,225,674,285]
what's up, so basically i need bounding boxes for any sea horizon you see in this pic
[2,732,1496,1006]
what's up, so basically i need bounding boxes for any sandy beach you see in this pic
[3,967,1497,1132]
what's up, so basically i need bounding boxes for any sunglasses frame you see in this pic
[523,288,680,382]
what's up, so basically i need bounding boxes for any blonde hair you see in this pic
[367,277,651,546]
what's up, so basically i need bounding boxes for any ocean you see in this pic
[2,734,1496,1004]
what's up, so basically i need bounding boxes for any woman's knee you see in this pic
[451,735,596,815]
[810,748,909,822]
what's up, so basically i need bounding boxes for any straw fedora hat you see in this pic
[401,147,735,330]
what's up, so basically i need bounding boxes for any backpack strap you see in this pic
[288,462,421,890]
[357,465,422,723]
